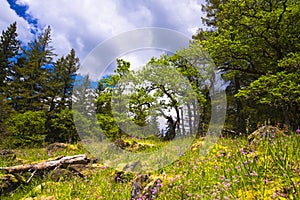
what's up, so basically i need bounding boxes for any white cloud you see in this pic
[15,0,137,59]
[12,0,205,57]
[157,0,205,35]
[0,0,34,43]
[120,49,164,71]
[2,0,206,80]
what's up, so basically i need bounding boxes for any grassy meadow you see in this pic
[1,128,300,200]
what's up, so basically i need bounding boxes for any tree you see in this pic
[121,56,200,140]
[0,22,20,93]
[95,59,131,140]
[8,26,56,112]
[0,22,19,138]
[47,48,79,112]
[236,53,300,129]
[194,0,300,131]
[45,108,79,143]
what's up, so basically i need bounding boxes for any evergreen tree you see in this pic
[9,26,56,112]
[45,49,80,143]
[0,22,20,139]
[47,48,79,112]
[0,22,20,92]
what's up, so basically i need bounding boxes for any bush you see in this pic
[4,111,46,148]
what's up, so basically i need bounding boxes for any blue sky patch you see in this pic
[7,0,40,35]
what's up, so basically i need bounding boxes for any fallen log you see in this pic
[0,154,89,174]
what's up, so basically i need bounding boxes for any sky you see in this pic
[1,0,206,80]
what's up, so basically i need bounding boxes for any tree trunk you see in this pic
[0,154,89,174]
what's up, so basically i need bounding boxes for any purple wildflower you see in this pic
[152,187,157,195]
[239,148,246,155]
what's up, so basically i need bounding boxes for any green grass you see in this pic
[1,132,300,200]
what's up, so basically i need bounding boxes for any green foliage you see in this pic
[0,22,20,141]
[45,109,79,143]
[194,0,300,131]
[95,59,131,140]
[4,111,46,148]
[0,22,20,91]
[236,72,300,106]
[236,71,300,129]
[0,94,13,141]
[0,23,81,144]
[47,48,79,112]
[8,26,56,112]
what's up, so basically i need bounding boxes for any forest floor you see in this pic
[1,126,300,200]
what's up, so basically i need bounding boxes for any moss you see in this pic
[0,173,25,194]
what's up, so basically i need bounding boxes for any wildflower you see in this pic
[239,148,247,155]
[152,187,157,195]
[296,129,300,133]
[156,180,162,188]
[270,135,275,139]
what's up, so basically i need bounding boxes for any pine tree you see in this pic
[9,26,56,112]
[47,48,79,112]
[0,22,20,92]
[0,22,20,138]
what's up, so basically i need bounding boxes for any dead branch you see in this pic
[0,154,89,174]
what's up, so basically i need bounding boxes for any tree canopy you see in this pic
[193,0,300,132]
